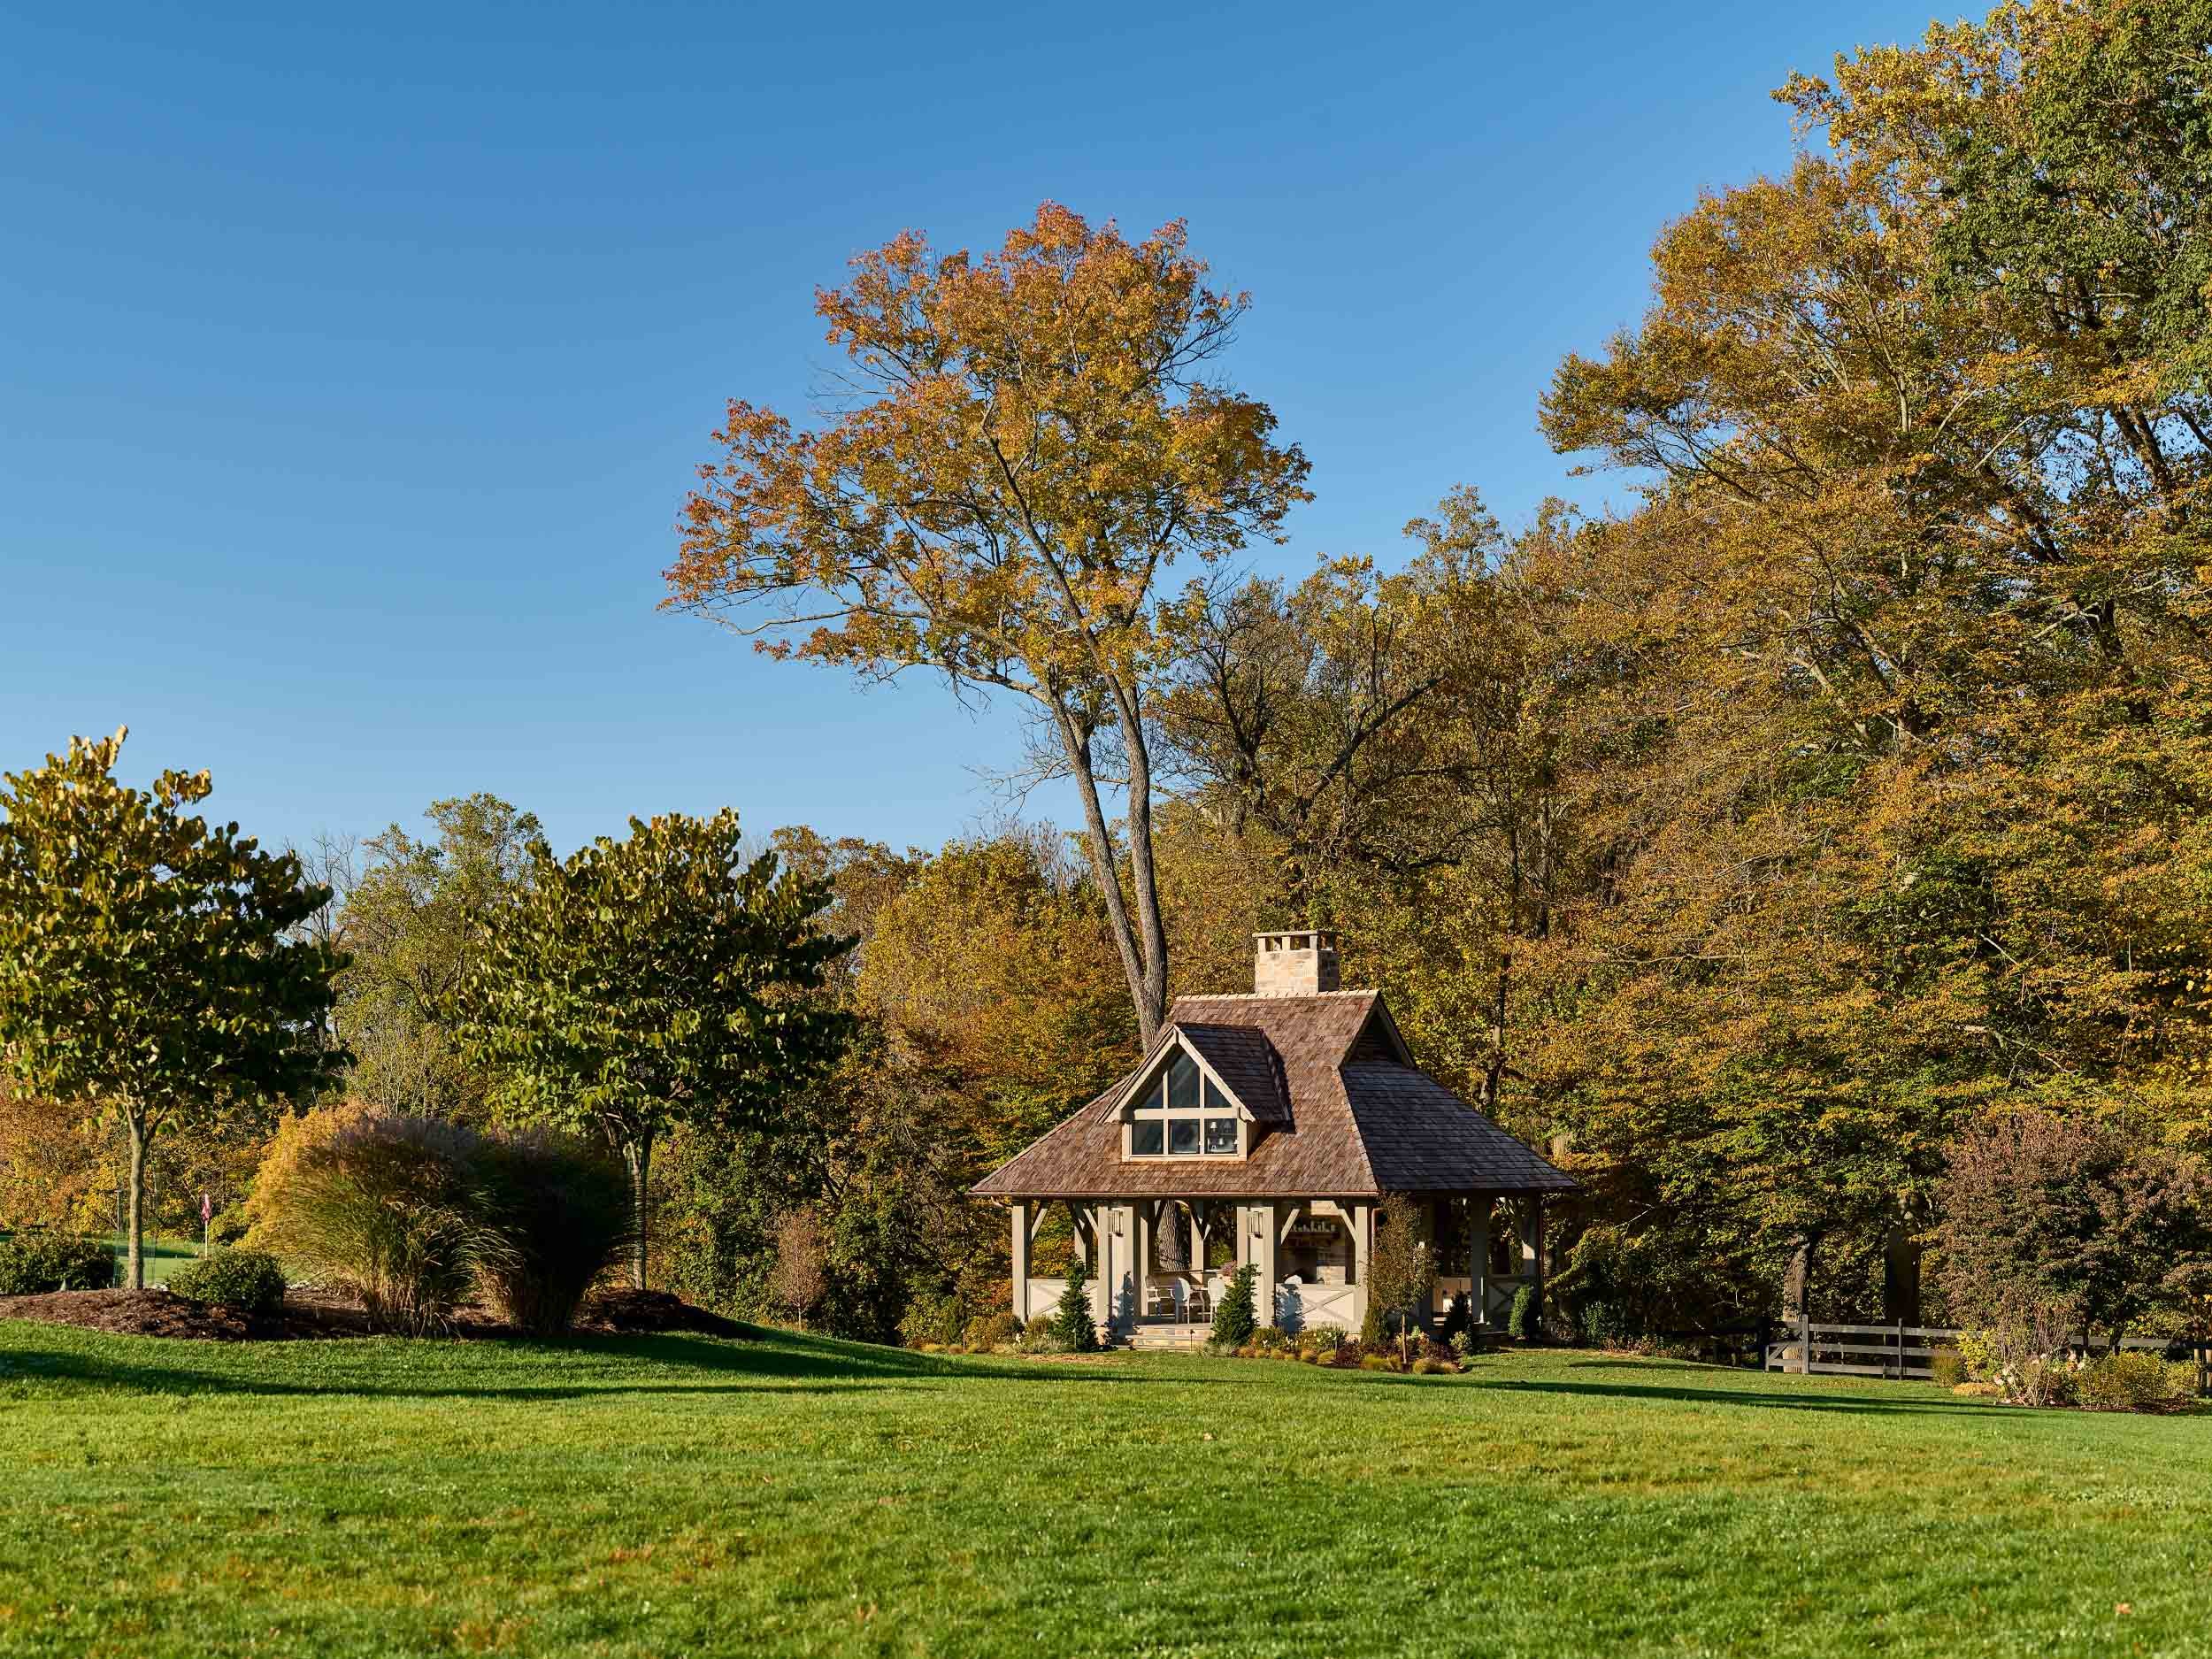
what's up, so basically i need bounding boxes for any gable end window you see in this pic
[1128,1048,1245,1157]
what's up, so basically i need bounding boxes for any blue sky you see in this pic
[3,1,1945,858]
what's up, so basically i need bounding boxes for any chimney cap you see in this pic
[1252,930,1340,995]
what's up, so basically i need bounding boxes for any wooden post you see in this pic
[1418,1198,1440,1327]
[1516,1195,1540,1333]
[1010,1201,1032,1323]
[1350,1201,1372,1332]
[1133,1201,1152,1327]
[1255,1202,1279,1331]
[1469,1197,1490,1328]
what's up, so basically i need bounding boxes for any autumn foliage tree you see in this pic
[0,732,344,1286]
[666,204,1310,1044]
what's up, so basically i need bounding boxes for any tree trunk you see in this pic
[1881,1225,1922,1328]
[125,1112,150,1292]
[1783,1234,1816,1320]
[1055,696,1169,1045]
[624,1131,654,1290]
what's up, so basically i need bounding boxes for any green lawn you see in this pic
[0,1324,2207,1658]
[99,1235,201,1287]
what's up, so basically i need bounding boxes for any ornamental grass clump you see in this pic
[472,1132,634,1336]
[249,1104,504,1335]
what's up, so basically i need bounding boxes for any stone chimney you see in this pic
[1253,930,1340,996]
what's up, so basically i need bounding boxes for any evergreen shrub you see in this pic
[0,1232,114,1294]
[1509,1284,1539,1342]
[1210,1263,1257,1348]
[1054,1257,1099,1351]
[167,1248,287,1316]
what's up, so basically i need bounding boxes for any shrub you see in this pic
[1509,1284,1538,1342]
[1449,1329,1478,1361]
[472,1133,634,1337]
[1017,1320,1068,1356]
[2077,1351,2193,1412]
[1936,1110,2212,1351]
[1359,1298,1386,1348]
[1929,1348,1965,1388]
[1358,1353,1394,1371]
[964,1311,1021,1351]
[1054,1257,1098,1351]
[249,1104,502,1335]
[1211,1263,1257,1349]
[0,1232,114,1294]
[1299,1325,1346,1356]
[167,1248,287,1316]
[1253,1324,1290,1355]
[1955,1329,2000,1382]
[900,1290,965,1349]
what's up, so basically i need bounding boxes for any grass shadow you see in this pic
[1469,1376,1999,1417]
[0,1326,1224,1402]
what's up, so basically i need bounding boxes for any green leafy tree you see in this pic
[1368,1194,1436,1363]
[336,795,541,1121]
[0,731,343,1286]
[455,809,853,1287]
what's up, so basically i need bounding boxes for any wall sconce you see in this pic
[1110,1210,1124,1238]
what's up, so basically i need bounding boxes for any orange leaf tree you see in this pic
[665,204,1310,1042]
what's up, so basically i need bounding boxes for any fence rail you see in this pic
[1765,1320,2212,1386]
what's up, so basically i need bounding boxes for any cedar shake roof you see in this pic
[972,989,1575,1201]
[1176,1024,1290,1125]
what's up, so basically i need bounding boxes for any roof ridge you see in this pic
[1171,988,1379,1002]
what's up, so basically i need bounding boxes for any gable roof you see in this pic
[972,990,1574,1200]
[1176,1024,1290,1125]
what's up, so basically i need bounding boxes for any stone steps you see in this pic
[1126,1324,1213,1350]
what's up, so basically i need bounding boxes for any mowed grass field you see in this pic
[1,1323,2208,1658]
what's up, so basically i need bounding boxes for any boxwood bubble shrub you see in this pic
[167,1248,288,1317]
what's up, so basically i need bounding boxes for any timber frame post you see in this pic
[1469,1196,1491,1328]
[1010,1201,1033,1322]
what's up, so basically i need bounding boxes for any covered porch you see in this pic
[1008,1191,1549,1343]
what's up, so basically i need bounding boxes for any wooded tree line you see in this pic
[6,0,2209,1340]
[666,0,2212,1333]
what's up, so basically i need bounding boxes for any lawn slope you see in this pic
[1,1321,2207,1657]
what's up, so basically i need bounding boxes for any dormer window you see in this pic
[1125,1046,1247,1158]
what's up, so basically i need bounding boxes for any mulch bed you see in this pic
[0,1285,746,1343]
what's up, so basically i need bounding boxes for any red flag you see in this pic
[200,1192,212,1223]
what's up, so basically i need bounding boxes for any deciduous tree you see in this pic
[667,204,1310,1044]
[455,809,853,1286]
[0,731,343,1286]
